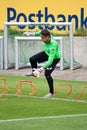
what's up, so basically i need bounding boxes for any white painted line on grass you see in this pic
[4,94,87,103]
[51,97,87,103]
[0,114,87,123]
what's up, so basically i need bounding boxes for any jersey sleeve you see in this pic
[35,31,41,36]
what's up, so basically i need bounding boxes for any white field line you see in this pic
[0,114,87,123]
[4,94,87,103]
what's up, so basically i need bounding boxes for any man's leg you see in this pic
[29,51,48,69]
[44,59,60,97]
[25,51,48,76]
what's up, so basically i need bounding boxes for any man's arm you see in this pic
[44,47,56,68]
[23,31,41,36]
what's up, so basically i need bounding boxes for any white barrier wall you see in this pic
[0,36,87,69]
[0,36,3,69]
[74,37,87,67]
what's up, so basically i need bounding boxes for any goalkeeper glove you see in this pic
[23,32,35,36]
[33,67,43,77]
[36,67,43,73]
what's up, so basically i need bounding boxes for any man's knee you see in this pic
[29,56,34,63]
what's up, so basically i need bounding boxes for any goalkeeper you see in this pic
[24,29,61,98]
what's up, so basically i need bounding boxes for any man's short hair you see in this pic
[41,29,50,37]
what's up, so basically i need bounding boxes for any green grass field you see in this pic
[0,74,87,130]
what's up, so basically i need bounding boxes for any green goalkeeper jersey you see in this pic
[35,31,61,68]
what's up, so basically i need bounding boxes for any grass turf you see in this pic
[0,74,87,130]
